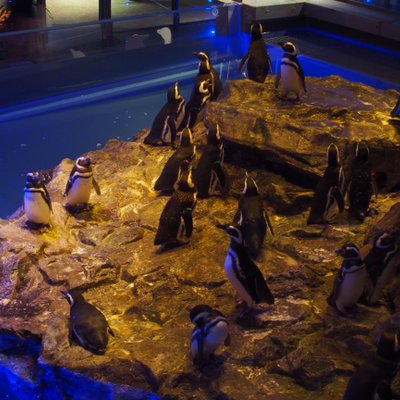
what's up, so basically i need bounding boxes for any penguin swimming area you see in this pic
[1,14,400,400]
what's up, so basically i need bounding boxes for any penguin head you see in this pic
[336,243,361,259]
[376,327,400,361]
[180,127,194,146]
[250,22,263,41]
[279,41,298,56]
[176,161,195,192]
[326,143,340,167]
[194,52,211,74]
[25,171,42,187]
[206,121,222,145]
[168,82,182,102]
[76,156,92,171]
[190,304,213,326]
[224,225,243,244]
[194,51,210,62]
[242,172,259,196]
[61,288,85,306]
[355,142,370,162]
[375,232,395,249]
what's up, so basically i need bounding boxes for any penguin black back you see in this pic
[391,96,400,118]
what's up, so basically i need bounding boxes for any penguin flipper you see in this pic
[167,115,177,147]
[264,210,274,236]
[93,177,101,195]
[224,333,231,346]
[239,53,249,73]
[42,184,53,212]
[332,186,345,213]
[297,61,306,92]
[244,257,274,304]
[391,97,400,118]
[108,325,115,337]
[212,161,227,191]
[181,208,193,238]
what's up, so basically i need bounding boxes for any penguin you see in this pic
[193,122,229,198]
[391,96,400,118]
[62,288,115,354]
[342,327,400,400]
[239,22,272,83]
[348,142,373,222]
[144,82,185,147]
[221,224,274,315]
[327,243,367,315]
[233,173,274,259]
[23,171,52,227]
[177,77,211,131]
[307,143,345,225]
[64,156,101,210]
[189,304,230,366]
[194,51,223,101]
[154,127,196,193]
[154,162,197,249]
[275,41,306,100]
[364,232,400,306]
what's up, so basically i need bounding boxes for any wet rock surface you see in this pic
[0,76,400,399]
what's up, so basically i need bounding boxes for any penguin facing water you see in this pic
[154,127,196,194]
[154,162,197,250]
[327,243,367,315]
[194,51,223,101]
[24,171,52,227]
[307,143,345,225]
[62,288,115,354]
[64,156,101,211]
[221,224,274,315]
[234,173,274,259]
[193,122,228,198]
[144,82,185,147]
[190,304,230,366]
[275,41,306,100]
[239,22,271,83]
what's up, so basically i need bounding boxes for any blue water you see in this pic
[1,28,399,218]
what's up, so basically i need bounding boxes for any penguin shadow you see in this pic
[233,305,271,330]
[155,241,189,254]
[65,203,94,221]
[23,220,51,232]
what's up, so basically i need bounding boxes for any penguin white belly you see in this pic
[203,321,229,354]
[24,192,50,224]
[224,254,254,307]
[336,269,367,311]
[281,66,303,96]
[67,177,93,205]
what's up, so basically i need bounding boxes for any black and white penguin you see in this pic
[307,143,345,225]
[189,304,230,366]
[348,142,373,222]
[154,127,196,193]
[193,122,228,198]
[342,327,400,400]
[327,243,367,315]
[62,288,115,354]
[154,163,197,249]
[222,225,274,314]
[234,173,274,259]
[194,51,223,101]
[64,156,101,210]
[239,22,271,83]
[144,82,185,147]
[364,233,400,306]
[275,41,306,100]
[23,171,52,227]
[391,96,400,118]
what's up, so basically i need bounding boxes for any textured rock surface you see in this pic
[0,76,400,399]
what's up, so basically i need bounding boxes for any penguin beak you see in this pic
[215,223,229,231]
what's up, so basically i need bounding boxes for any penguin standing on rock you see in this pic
[154,127,196,194]
[327,243,367,316]
[194,51,223,101]
[62,288,115,354]
[234,173,274,259]
[307,143,345,225]
[154,162,197,250]
[275,41,306,100]
[391,96,400,118]
[193,122,228,198]
[342,327,400,400]
[348,142,373,222]
[239,22,271,83]
[221,224,274,315]
[190,304,230,366]
[364,233,400,306]
[64,156,101,211]
[144,82,185,147]
[23,171,52,228]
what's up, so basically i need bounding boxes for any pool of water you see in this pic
[1,26,399,219]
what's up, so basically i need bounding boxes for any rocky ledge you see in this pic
[0,76,400,399]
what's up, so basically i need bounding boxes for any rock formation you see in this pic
[0,76,400,399]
